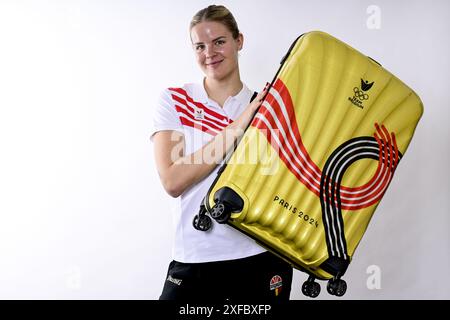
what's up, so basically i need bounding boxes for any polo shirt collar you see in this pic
[192,80,209,104]
[232,82,251,104]
[192,78,251,107]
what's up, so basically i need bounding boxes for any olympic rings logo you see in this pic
[353,87,369,100]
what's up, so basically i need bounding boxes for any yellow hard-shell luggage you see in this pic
[192,31,423,297]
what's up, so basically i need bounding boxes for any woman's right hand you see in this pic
[248,82,270,114]
[235,82,270,131]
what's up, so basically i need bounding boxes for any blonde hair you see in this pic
[190,5,240,39]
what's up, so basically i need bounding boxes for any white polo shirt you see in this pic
[150,81,266,263]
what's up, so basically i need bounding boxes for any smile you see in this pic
[206,60,224,67]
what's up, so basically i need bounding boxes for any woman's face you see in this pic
[190,21,243,82]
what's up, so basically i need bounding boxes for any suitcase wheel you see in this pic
[210,202,231,224]
[301,275,321,298]
[327,278,347,297]
[192,214,212,231]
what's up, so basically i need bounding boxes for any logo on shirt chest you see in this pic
[194,108,205,120]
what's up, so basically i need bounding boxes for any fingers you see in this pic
[249,82,271,115]
[257,90,266,99]
[257,83,270,103]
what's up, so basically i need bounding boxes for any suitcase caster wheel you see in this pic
[301,276,320,298]
[327,278,347,297]
[210,202,230,224]
[192,214,212,231]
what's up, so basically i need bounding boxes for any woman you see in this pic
[150,5,293,301]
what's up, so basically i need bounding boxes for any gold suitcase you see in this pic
[193,31,423,297]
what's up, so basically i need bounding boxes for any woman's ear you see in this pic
[237,33,244,51]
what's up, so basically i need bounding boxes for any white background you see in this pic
[0,0,448,299]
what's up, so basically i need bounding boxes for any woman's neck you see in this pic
[204,75,243,108]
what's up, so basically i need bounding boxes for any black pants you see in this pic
[159,251,293,301]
